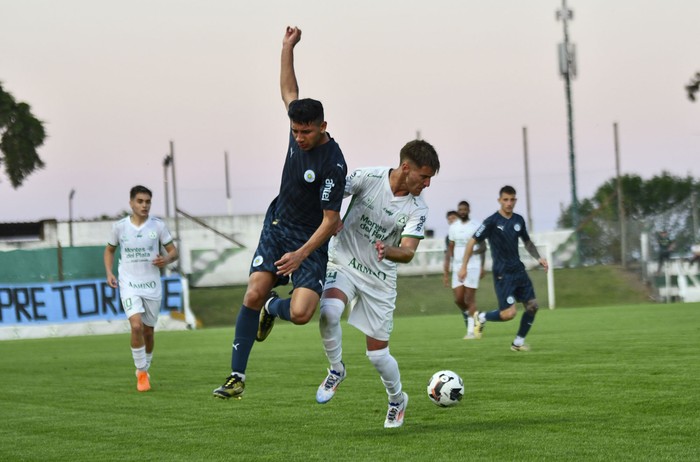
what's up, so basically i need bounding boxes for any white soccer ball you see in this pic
[427,370,464,407]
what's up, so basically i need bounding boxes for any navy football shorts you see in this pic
[249,209,328,296]
[493,269,536,310]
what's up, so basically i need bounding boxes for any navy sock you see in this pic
[485,309,502,322]
[230,306,259,374]
[461,311,470,329]
[516,310,536,338]
[267,297,292,321]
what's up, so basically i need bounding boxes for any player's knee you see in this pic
[319,298,345,327]
[525,300,539,315]
[366,346,390,365]
[242,287,266,309]
[290,303,316,325]
[130,320,144,336]
[501,307,517,321]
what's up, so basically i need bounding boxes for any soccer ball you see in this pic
[427,370,464,407]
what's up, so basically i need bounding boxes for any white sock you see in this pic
[131,346,147,371]
[467,316,475,335]
[513,336,525,346]
[479,312,487,324]
[319,298,346,374]
[367,347,402,402]
[145,352,153,371]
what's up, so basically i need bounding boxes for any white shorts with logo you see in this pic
[324,263,396,341]
[121,294,161,327]
[451,267,480,290]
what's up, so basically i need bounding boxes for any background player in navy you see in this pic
[458,185,548,351]
[213,26,347,399]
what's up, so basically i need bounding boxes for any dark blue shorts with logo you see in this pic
[249,202,328,296]
[493,269,536,310]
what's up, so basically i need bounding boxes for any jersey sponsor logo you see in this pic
[123,247,150,259]
[383,208,394,216]
[128,280,158,289]
[252,255,264,267]
[348,257,387,281]
[360,214,388,240]
[514,224,521,232]
[304,170,316,183]
[321,178,335,201]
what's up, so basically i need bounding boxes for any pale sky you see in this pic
[1,0,698,238]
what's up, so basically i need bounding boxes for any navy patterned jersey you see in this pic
[473,211,531,275]
[272,130,347,233]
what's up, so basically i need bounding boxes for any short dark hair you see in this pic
[458,200,469,208]
[446,210,458,218]
[500,185,516,196]
[399,139,440,173]
[287,98,324,125]
[130,185,152,199]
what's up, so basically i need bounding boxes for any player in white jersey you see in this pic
[315,139,440,428]
[104,185,178,392]
[443,201,485,339]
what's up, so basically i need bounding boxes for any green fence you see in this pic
[0,246,105,283]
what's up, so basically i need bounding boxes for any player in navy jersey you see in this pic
[213,26,347,399]
[458,185,548,351]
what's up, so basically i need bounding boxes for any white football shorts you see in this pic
[121,294,161,327]
[324,263,396,341]
[451,266,480,290]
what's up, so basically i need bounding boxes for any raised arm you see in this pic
[281,26,302,110]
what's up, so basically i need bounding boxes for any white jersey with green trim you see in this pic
[107,216,174,299]
[328,166,428,289]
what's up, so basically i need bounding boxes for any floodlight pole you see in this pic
[163,154,172,218]
[522,126,534,233]
[614,122,627,268]
[169,140,181,273]
[68,189,76,247]
[557,0,581,264]
[224,151,232,215]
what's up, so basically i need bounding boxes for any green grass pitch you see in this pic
[1,302,698,461]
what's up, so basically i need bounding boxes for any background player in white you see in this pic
[315,139,440,428]
[443,200,485,339]
[104,185,178,392]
